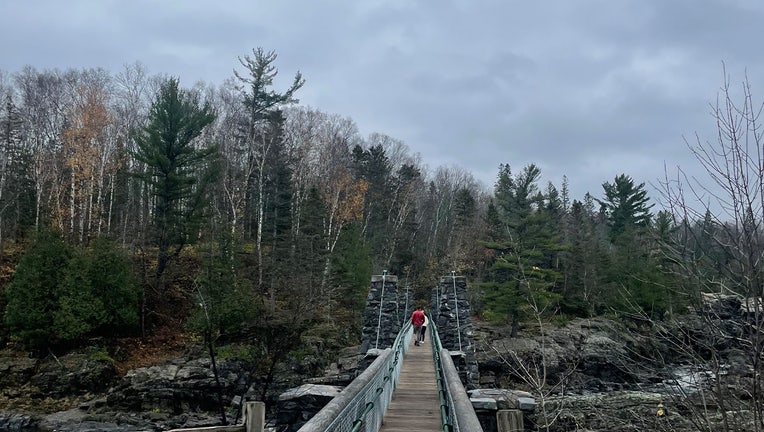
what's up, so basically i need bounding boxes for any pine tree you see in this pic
[351,143,393,265]
[231,48,304,295]
[562,198,608,315]
[598,174,654,241]
[479,164,565,331]
[0,93,31,245]
[132,78,218,280]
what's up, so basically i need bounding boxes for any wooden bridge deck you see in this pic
[379,334,443,432]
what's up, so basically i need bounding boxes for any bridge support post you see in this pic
[244,401,264,432]
[496,409,524,432]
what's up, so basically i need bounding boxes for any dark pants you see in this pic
[413,325,422,343]
[420,325,427,342]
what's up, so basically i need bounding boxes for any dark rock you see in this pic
[276,384,342,432]
[38,407,156,432]
[0,354,37,389]
[104,357,253,415]
[0,412,38,432]
[539,391,693,432]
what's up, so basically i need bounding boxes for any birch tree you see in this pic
[14,67,68,230]
[61,81,113,243]
[231,48,303,296]
[113,62,152,243]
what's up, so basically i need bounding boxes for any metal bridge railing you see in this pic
[298,320,413,432]
[430,317,483,432]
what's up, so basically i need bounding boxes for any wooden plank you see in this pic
[379,337,443,432]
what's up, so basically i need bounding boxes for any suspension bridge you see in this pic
[171,274,533,432]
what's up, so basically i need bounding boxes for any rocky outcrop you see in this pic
[471,293,764,432]
[0,412,37,432]
[0,354,37,390]
[2,292,759,432]
[32,356,117,398]
[541,391,693,432]
[474,317,658,393]
[0,351,117,399]
[104,357,253,418]
[275,384,343,432]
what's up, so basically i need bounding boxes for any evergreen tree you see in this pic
[598,174,654,241]
[132,78,218,280]
[5,232,140,350]
[5,230,73,350]
[262,118,295,309]
[386,163,422,276]
[595,174,666,315]
[85,237,140,333]
[604,226,670,318]
[54,250,106,342]
[0,93,32,243]
[190,228,256,340]
[293,187,328,290]
[330,223,372,341]
[562,198,608,315]
[453,188,476,230]
[479,164,564,332]
[351,143,393,266]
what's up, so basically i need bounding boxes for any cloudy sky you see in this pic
[2,0,763,204]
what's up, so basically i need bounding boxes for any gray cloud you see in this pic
[2,0,762,204]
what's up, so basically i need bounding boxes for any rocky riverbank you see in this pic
[1,296,758,431]
[472,296,759,431]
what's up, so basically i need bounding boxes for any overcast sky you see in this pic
[2,0,763,205]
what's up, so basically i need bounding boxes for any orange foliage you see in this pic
[58,85,113,238]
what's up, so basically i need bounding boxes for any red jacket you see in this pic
[411,310,425,326]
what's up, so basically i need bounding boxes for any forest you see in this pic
[0,47,762,389]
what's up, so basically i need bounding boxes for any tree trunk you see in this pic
[206,332,228,426]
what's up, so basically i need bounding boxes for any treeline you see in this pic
[0,48,750,355]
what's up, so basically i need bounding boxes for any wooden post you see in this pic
[497,409,523,432]
[244,401,265,432]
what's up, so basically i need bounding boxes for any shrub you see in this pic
[4,232,140,351]
[4,230,73,350]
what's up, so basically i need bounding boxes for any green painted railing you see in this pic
[298,321,413,432]
[430,316,483,432]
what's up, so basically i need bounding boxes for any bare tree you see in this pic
[14,67,69,230]
[657,67,764,431]
[113,62,152,243]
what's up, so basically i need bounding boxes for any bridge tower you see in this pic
[431,273,480,388]
[358,273,404,369]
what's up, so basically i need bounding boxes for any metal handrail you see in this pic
[430,316,454,432]
[298,320,413,432]
[429,320,459,432]
[430,317,483,432]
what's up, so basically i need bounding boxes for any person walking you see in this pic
[420,312,429,344]
[411,306,425,346]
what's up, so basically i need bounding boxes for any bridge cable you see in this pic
[452,271,462,352]
[374,270,387,349]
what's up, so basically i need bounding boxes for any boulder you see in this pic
[276,384,343,432]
